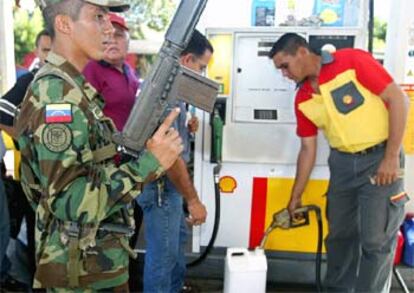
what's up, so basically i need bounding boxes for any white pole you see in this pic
[0,0,16,95]
[383,0,409,81]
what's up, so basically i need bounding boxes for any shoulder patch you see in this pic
[42,124,72,153]
[45,103,73,123]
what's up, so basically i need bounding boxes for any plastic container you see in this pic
[251,0,275,26]
[223,247,267,293]
[394,230,404,265]
[402,218,414,267]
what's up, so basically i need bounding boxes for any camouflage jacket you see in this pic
[15,52,163,290]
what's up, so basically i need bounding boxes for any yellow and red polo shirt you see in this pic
[295,49,393,152]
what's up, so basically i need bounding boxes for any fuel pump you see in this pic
[188,101,224,267]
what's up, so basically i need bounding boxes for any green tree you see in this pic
[13,7,44,65]
[124,0,176,40]
[373,17,387,52]
[123,0,176,78]
[374,17,387,42]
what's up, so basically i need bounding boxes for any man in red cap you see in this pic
[84,12,138,131]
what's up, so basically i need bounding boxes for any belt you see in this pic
[334,141,387,156]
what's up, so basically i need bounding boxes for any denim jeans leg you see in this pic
[137,179,184,293]
[170,213,187,293]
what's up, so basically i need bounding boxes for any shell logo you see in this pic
[219,176,237,193]
[343,95,354,105]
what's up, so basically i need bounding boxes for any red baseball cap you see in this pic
[108,12,129,31]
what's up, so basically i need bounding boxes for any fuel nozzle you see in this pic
[259,208,291,248]
[270,208,291,230]
[259,205,321,249]
[211,108,223,164]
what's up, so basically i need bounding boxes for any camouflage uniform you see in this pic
[14,52,163,290]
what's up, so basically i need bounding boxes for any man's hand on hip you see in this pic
[374,154,401,186]
[186,198,207,226]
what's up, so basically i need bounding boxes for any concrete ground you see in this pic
[184,266,414,292]
[135,226,414,293]
[130,250,414,293]
[135,220,414,293]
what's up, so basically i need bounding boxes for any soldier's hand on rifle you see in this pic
[186,197,207,226]
[146,108,183,170]
[187,116,199,133]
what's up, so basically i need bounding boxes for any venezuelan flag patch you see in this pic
[45,103,72,123]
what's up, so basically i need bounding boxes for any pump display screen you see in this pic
[254,109,278,120]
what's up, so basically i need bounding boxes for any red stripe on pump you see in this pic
[249,177,268,248]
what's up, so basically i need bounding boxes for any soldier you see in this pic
[14,0,183,291]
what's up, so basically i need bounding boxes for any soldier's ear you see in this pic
[55,14,72,36]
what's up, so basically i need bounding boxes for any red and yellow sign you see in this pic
[249,177,329,253]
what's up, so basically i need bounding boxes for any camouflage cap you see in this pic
[36,0,130,12]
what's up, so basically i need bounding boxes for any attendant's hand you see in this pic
[287,195,302,219]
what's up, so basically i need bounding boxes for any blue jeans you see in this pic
[0,177,10,280]
[136,177,187,293]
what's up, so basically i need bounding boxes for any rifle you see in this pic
[113,0,219,155]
